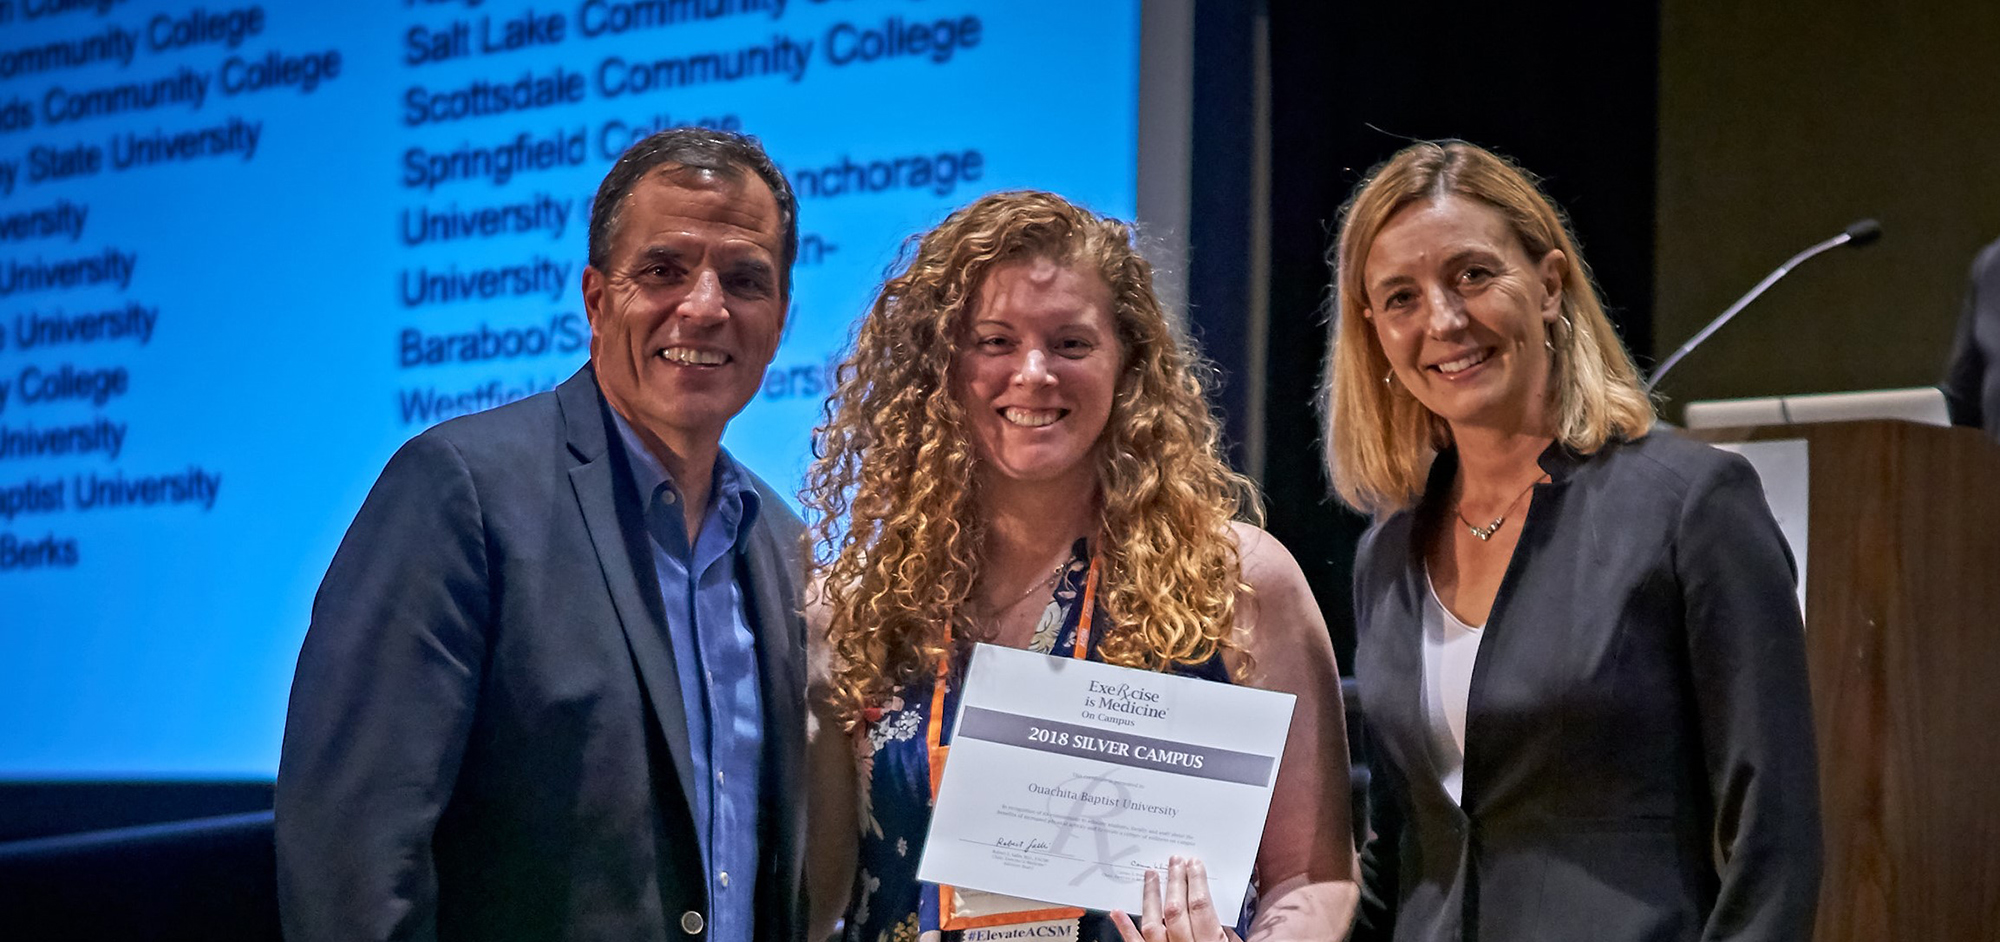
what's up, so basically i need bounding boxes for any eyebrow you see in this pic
[1366,269,1422,307]
[729,257,776,281]
[1442,246,1502,267]
[1369,273,1415,296]
[633,245,687,267]
[630,245,775,279]
[968,315,1106,331]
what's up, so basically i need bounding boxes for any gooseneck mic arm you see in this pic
[1645,219,1882,392]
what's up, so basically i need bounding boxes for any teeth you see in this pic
[660,347,726,366]
[1003,407,1063,428]
[1437,350,1490,374]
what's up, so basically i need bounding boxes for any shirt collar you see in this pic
[1427,438,1586,494]
[1534,438,1586,482]
[607,407,763,550]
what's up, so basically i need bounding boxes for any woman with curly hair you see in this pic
[803,190,1358,942]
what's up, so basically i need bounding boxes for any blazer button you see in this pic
[680,910,704,935]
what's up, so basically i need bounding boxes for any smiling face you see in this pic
[1363,195,1565,436]
[583,167,786,461]
[952,257,1123,491]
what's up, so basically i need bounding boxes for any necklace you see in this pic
[977,556,1069,614]
[1454,474,1546,542]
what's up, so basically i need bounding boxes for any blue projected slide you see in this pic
[0,0,1142,778]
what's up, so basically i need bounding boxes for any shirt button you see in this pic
[716,770,725,785]
[662,491,678,505]
[679,910,703,935]
[718,870,730,887]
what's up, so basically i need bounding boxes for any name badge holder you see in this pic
[924,555,1104,936]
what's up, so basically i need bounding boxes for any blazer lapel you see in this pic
[744,524,803,767]
[1380,454,1471,825]
[743,517,804,816]
[1460,441,1581,813]
[1385,516,1458,819]
[739,492,807,936]
[558,369,698,813]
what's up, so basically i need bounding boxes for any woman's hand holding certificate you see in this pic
[1111,857,1244,942]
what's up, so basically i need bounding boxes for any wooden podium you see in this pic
[1692,421,2000,941]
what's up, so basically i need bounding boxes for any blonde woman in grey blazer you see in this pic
[1322,140,1821,942]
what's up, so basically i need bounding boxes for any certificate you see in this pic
[916,643,1296,918]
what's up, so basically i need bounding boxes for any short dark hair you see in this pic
[587,128,799,292]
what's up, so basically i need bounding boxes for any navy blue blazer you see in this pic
[277,367,809,942]
[1351,431,1821,942]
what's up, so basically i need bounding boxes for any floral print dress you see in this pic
[844,539,1235,942]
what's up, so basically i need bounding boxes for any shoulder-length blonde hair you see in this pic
[807,190,1257,726]
[1320,141,1655,516]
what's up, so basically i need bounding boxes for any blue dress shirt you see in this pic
[612,412,765,941]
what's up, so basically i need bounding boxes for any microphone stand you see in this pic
[1646,220,1881,392]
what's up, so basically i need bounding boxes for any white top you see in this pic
[1421,569,1485,806]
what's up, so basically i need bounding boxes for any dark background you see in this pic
[1197,0,1661,670]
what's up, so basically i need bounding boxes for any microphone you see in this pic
[1645,219,1882,391]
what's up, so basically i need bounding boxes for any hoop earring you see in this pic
[1546,313,1575,353]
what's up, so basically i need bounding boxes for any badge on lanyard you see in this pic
[925,555,1103,936]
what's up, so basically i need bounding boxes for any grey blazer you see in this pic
[277,367,809,942]
[1351,431,1821,942]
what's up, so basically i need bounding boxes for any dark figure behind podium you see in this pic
[1322,141,1821,942]
[1943,235,2000,440]
[277,128,812,942]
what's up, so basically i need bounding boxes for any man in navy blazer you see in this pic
[277,128,810,942]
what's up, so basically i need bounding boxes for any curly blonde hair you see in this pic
[1320,141,1655,515]
[807,190,1258,727]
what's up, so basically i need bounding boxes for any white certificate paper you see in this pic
[916,643,1296,918]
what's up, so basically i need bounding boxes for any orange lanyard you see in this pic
[926,553,1101,799]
